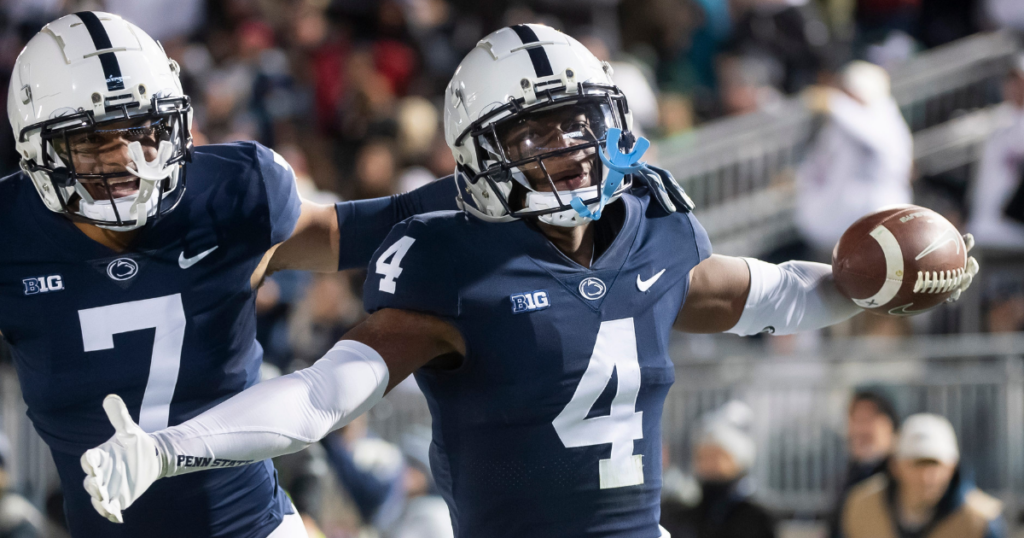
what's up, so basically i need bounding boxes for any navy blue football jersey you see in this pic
[363,192,712,538]
[0,142,302,538]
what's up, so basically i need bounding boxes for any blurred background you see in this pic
[2,0,1024,537]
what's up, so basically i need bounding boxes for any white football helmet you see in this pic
[444,24,638,227]
[7,11,193,231]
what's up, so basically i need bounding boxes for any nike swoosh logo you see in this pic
[637,269,666,292]
[915,228,960,261]
[178,246,218,269]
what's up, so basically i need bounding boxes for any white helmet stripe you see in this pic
[509,24,554,77]
[75,12,125,91]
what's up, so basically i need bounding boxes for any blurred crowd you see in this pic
[2,0,1024,536]
[659,394,1005,538]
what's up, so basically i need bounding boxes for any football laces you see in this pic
[913,268,966,294]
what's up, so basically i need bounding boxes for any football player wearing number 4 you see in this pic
[82,25,979,538]
[1,12,459,538]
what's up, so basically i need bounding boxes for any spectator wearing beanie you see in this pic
[840,414,1006,538]
[828,388,899,538]
[661,402,776,538]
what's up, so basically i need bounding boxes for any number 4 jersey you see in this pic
[0,142,301,538]
[363,191,712,538]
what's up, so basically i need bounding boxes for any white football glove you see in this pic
[80,395,165,523]
[947,233,979,303]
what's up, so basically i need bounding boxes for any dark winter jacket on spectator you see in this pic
[661,478,776,538]
[840,469,1005,538]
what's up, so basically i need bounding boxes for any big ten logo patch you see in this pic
[23,275,64,295]
[511,290,550,314]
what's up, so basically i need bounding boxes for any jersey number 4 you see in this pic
[552,318,645,489]
[376,236,416,294]
[79,295,187,432]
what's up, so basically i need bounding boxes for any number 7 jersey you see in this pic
[363,191,712,538]
[0,142,301,538]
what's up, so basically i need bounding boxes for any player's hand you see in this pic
[947,233,979,303]
[80,395,165,523]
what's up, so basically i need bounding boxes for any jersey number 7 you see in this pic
[79,294,187,432]
[552,318,645,489]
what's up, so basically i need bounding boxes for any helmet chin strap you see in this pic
[75,140,175,230]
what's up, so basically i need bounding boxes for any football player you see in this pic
[2,12,459,538]
[81,25,978,537]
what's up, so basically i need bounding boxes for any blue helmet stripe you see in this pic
[75,12,125,91]
[510,24,554,77]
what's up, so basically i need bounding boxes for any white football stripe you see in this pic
[853,225,904,309]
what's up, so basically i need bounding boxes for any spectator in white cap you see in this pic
[660,401,776,538]
[840,413,1006,538]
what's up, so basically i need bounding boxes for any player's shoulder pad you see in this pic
[631,188,712,264]
[192,141,302,247]
[0,171,24,212]
[363,210,473,319]
[0,172,28,250]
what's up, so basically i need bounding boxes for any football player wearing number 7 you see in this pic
[1,12,460,538]
[82,25,978,538]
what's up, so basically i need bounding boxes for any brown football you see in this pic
[832,205,968,317]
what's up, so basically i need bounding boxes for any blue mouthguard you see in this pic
[569,128,650,220]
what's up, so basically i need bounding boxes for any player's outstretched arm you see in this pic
[674,254,863,335]
[81,308,463,523]
[258,178,459,280]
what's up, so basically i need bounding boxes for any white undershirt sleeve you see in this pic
[726,258,862,336]
[151,340,389,476]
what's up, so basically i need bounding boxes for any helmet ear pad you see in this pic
[507,180,528,213]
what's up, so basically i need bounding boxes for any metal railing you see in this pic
[361,333,1024,522]
[655,31,1022,257]
[0,365,59,509]
[661,333,1024,517]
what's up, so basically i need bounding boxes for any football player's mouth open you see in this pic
[80,174,141,200]
[552,168,589,191]
[541,156,593,192]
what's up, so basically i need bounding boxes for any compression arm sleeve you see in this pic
[726,258,862,336]
[150,340,389,477]
[336,177,459,270]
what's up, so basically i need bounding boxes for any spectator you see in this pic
[795,61,913,260]
[353,138,401,199]
[660,402,776,538]
[840,414,1006,538]
[853,0,920,58]
[828,388,899,538]
[916,0,983,49]
[967,55,1024,251]
[726,0,833,95]
[0,434,45,538]
[579,35,661,135]
[288,272,366,368]
[383,426,455,538]
[321,416,407,531]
